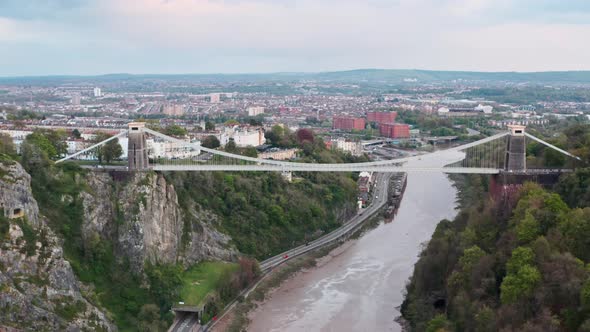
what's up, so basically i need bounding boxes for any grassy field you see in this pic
[179,261,238,306]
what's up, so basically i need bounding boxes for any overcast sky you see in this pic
[1,0,589,76]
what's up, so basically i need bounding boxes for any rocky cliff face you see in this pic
[0,161,39,226]
[0,161,115,331]
[81,171,237,272]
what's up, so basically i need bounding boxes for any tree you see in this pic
[459,245,486,272]
[581,279,590,309]
[516,212,540,243]
[500,265,541,304]
[20,140,50,173]
[506,247,535,274]
[202,135,220,149]
[102,139,123,163]
[0,133,16,156]
[164,125,188,137]
[225,139,237,153]
[559,208,590,261]
[224,119,239,126]
[242,147,258,158]
[296,128,314,144]
[26,130,58,159]
[138,304,167,332]
[426,314,452,332]
[94,133,123,163]
[205,121,215,131]
[72,129,81,139]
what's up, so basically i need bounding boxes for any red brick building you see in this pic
[367,111,397,124]
[332,116,366,131]
[380,123,410,138]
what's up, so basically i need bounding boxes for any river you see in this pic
[248,150,465,332]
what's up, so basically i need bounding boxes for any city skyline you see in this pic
[1,0,590,76]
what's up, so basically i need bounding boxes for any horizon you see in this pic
[2,0,590,76]
[3,68,590,79]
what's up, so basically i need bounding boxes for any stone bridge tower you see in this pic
[128,122,149,170]
[504,124,526,171]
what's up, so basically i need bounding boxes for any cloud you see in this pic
[0,0,590,75]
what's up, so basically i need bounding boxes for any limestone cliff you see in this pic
[0,161,115,331]
[80,171,237,272]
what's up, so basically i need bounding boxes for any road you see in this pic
[199,172,393,332]
[259,172,391,272]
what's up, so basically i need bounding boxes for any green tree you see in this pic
[145,263,183,310]
[225,139,237,153]
[202,135,220,149]
[72,129,81,139]
[0,133,16,156]
[516,212,540,243]
[26,130,58,159]
[559,208,590,261]
[242,147,258,158]
[506,247,535,274]
[224,119,239,126]
[500,265,541,304]
[426,314,452,332]
[475,306,496,332]
[164,125,188,137]
[459,245,486,272]
[94,133,123,163]
[205,121,215,131]
[581,279,590,309]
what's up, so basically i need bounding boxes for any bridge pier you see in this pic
[505,125,526,171]
[490,171,563,203]
[128,122,149,171]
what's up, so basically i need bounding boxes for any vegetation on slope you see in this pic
[10,127,360,330]
[402,125,590,332]
[166,128,360,260]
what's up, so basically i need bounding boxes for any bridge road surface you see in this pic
[187,173,393,332]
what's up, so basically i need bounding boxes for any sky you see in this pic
[1,0,590,76]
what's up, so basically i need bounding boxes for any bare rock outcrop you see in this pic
[0,161,115,331]
[81,171,237,272]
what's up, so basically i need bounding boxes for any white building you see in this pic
[93,87,102,97]
[474,104,493,114]
[259,148,298,160]
[71,95,81,105]
[331,137,363,156]
[210,93,221,103]
[232,128,266,147]
[147,138,201,159]
[247,106,265,117]
[0,129,33,153]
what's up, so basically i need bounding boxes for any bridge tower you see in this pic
[128,122,149,171]
[504,124,526,171]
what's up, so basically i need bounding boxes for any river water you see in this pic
[248,151,465,332]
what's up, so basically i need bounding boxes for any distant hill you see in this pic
[312,69,590,84]
[2,69,590,85]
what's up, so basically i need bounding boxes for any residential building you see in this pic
[331,137,363,156]
[232,127,266,147]
[163,104,185,116]
[367,111,397,124]
[259,148,298,160]
[247,106,265,117]
[438,104,493,117]
[0,129,33,153]
[380,123,410,138]
[332,116,365,131]
[93,87,102,97]
[147,138,201,159]
[71,95,81,105]
[210,93,221,103]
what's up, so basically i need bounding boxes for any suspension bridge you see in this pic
[55,122,579,174]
